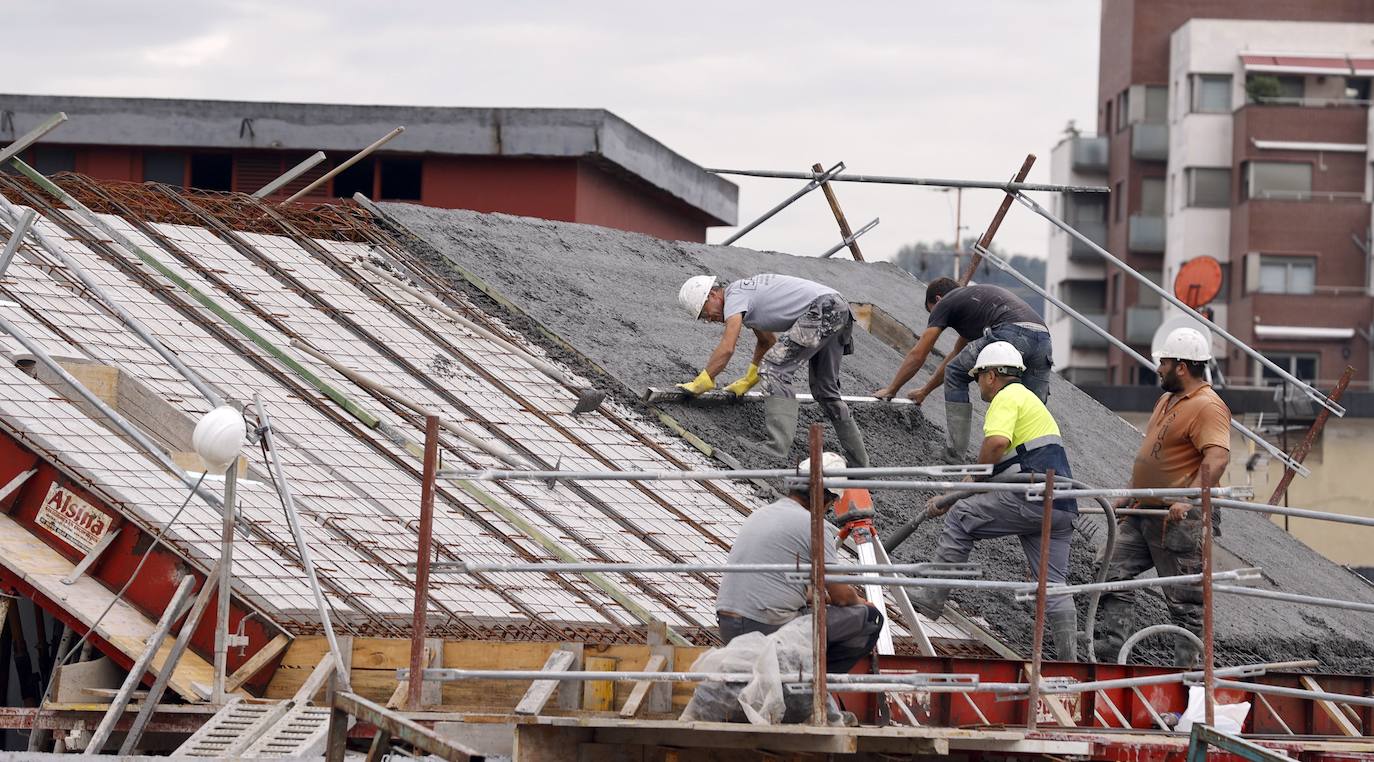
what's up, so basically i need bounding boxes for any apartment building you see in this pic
[1047,1,1374,389]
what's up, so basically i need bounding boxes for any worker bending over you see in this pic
[911,342,1080,662]
[875,278,1052,459]
[715,452,884,674]
[1095,327,1230,667]
[677,274,868,466]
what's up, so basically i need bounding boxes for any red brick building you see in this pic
[1048,1,1374,389]
[0,95,737,242]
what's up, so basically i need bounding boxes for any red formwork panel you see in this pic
[0,430,281,692]
[838,653,1374,741]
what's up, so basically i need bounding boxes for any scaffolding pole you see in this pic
[0,113,67,167]
[706,166,1107,193]
[722,162,845,246]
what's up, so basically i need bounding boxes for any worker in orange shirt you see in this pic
[1094,327,1231,666]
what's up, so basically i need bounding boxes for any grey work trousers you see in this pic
[759,293,854,423]
[932,490,1076,615]
[1095,512,1204,664]
[717,604,884,675]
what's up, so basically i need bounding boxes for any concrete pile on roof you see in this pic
[376,202,1374,672]
[0,174,850,654]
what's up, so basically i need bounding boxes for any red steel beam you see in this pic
[808,423,828,725]
[959,154,1036,285]
[1269,365,1355,506]
[1026,468,1054,730]
[407,415,440,710]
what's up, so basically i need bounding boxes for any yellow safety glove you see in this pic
[723,363,761,397]
[676,370,715,396]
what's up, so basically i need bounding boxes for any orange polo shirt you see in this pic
[1131,384,1231,505]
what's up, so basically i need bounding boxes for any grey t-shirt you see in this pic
[723,274,839,332]
[715,497,839,625]
[927,284,1044,340]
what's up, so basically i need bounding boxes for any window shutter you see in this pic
[1243,253,1261,294]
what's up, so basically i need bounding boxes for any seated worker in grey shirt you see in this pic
[874,278,1053,459]
[675,273,868,468]
[715,453,884,675]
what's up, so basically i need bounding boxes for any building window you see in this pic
[1069,194,1106,227]
[1191,74,1232,113]
[331,158,375,199]
[1143,85,1169,123]
[1103,100,1113,136]
[1138,269,1163,307]
[1243,161,1312,200]
[190,153,233,192]
[1257,255,1315,294]
[1062,280,1107,312]
[379,158,422,200]
[143,151,186,187]
[1260,353,1318,385]
[1116,89,1130,132]
[1186,167,1231,208]
[1140,177,1165,216]
[1113,181,1124,222]
[32,147,76,175]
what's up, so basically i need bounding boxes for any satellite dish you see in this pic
[1174,256,1223,309]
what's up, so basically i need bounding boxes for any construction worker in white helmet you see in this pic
[1095,327,1231,667]
[910,341,1081,662]
[675,274,869,467]
[715,452,883,687]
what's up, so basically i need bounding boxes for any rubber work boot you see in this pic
[1049,609,1079,663]
[737,396,801,460]
[1174,636,1201,668]
[910,588,949,621]
[831,416,870,468]
[944,401,974,461]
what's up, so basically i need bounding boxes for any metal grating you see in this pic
[0,178,955,646]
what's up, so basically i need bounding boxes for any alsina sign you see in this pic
[35,482,112,554]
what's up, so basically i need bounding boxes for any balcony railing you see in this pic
[1069,219,1107,262]
[1126,307,1162,345]
[1128,214,1165,253]
[1130,123,1168,161]
[1248,96,1371,108]
[1071,136,1108,173]
[1070,312,1109,349]
[1247,190,1366,203]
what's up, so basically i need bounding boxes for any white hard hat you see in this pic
[192,405,246,471]
[677,275,717,319]
[968,341,1026,377]
[798,452,847,493]
[1155,327,1212,363]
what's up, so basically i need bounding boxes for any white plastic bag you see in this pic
[1175,685,1250,734]
[681,616,814,725]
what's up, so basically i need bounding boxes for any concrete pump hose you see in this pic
[1116,624,1205,665]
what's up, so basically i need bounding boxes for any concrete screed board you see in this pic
[380,202,1374,672]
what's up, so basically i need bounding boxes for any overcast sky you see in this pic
[10,1,1100,260]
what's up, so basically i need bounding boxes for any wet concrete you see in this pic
[380,203,1374,672]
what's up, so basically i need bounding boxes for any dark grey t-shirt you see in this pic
[926,284,1044,340]
[715,497,839,625]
